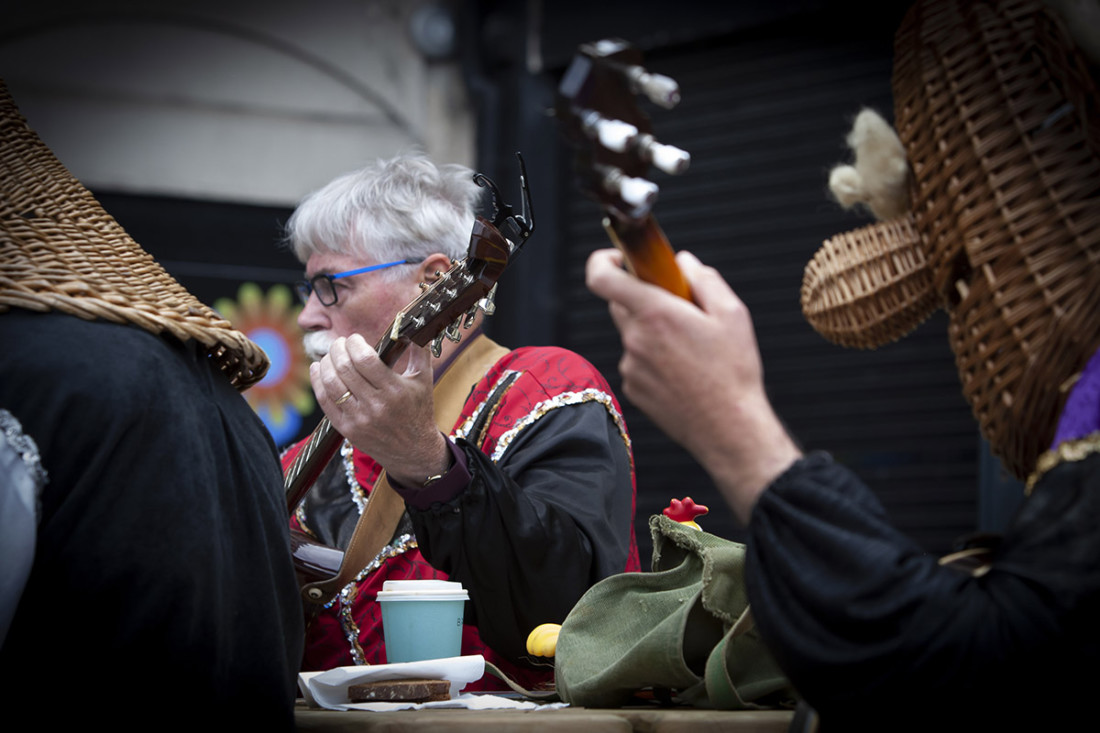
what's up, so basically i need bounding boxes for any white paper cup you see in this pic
[376,580,469,663]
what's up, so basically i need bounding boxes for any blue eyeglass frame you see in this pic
[295,257,424,306]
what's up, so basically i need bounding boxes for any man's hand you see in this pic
[310,334,451,487]
[585,248,801,522]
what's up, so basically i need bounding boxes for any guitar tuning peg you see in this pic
[463,305,479,329]
[619,176,659,211]
[445,320,462,343]
[626,66,681,109]
[601,167,658,217]
[431,333,445,358]
[638,134,691,175]
[579,109,638,153]
[478,284,498,316]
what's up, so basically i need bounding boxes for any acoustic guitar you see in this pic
[285,157,535,581]
[556,38,693,299]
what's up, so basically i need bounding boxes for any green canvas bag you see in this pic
[553,514,796,709]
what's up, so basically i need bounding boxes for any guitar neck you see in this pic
[603,214,691,299]
[284,415,342,512]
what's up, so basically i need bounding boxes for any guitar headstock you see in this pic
[375,155,534,364]
[557,39,693,299]
[378,218,509,363]
[556,38,690,224]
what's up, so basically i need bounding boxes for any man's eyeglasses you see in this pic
[295,258,423,306]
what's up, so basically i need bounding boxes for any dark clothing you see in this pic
[0,311,303,728]
[747,450,1100,729]
[414,404,637,657]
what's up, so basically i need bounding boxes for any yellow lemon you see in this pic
[525,623,561,657]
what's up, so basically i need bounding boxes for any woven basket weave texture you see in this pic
[0,79,268,390]
[803,0,1100,478]
[801,214,936,348]
[897,0,1100,478]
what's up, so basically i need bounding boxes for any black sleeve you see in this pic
[744,451,1100,726]
[405,400,635,662]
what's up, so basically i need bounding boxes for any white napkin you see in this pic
[298,655,567,711]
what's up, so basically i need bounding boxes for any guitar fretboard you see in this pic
[284,415,342,512]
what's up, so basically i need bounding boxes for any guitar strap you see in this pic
[299,333,510,607]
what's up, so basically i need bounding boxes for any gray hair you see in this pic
[286,152,483,272]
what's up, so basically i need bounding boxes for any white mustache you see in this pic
[302,331,336,362]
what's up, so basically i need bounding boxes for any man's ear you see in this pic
[416,252,455,284]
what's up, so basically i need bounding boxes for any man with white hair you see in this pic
[283,152,638,688]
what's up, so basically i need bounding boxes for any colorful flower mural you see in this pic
[215,283,315,447]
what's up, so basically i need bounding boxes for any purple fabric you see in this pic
[388,436,470,510]
[1051,346,1100,448]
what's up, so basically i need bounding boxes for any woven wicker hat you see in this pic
[801,0,1100,479]
[0,79,268,390]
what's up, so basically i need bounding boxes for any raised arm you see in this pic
[586,247,801,522]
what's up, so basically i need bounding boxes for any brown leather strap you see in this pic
[300,334,509,605]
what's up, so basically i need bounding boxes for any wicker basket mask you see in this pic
[801,0,1100,479]
[0,79,268,390]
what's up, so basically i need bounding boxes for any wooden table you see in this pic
[295,704,795,732]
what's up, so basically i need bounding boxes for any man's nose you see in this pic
[297,293,329,331]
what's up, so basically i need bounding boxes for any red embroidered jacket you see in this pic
[283,343,639,690]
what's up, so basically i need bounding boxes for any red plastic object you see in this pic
[663,497,709,523]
